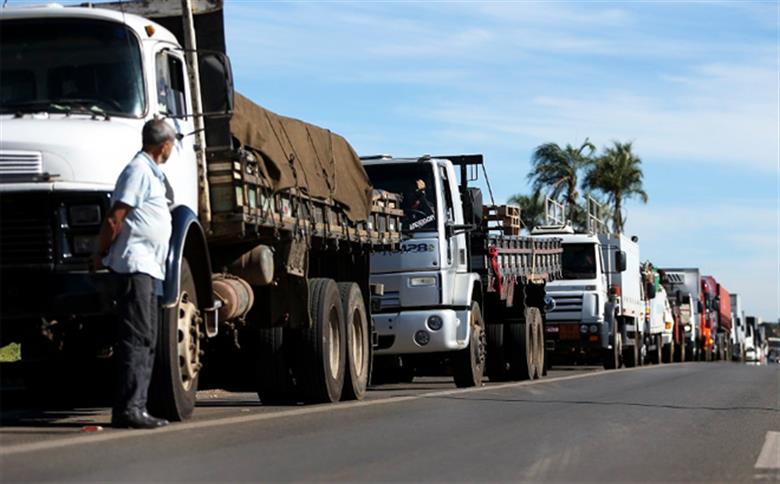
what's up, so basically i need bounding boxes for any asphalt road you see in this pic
[1,362,778,482]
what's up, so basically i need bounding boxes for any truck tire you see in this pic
[294,278,345,403]
[623,328,640,368]
[603,327,621,370]
[338,282,369,401]
[251,327,295,405]
[453,302,486,388]
[662,337,674,364]
[149,258,200,421]
[486,323,510,382]
[650,334,662,364]
[527,308,544,379]
[508,320,535,381]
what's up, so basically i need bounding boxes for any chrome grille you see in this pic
[0,150,43,176]
[550,294,583,313]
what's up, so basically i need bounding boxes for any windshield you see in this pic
[561,243,597,280]
[0,18,145,117]
[365,163,438,233]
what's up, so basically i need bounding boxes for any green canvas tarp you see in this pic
[230,92,373,223]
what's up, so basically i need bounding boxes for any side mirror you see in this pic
[615,251,627,272]
[199,51,234,117]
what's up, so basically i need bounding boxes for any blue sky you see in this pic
[222,1,779,321]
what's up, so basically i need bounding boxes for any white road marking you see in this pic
[755,431,780,469]
[0,365,661,457]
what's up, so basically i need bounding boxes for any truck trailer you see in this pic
[362,155,562,386]
[0,0,403,420]
[700,276,732,361]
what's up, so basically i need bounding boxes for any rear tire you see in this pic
[508,320,535,381]
[251,327,295,405]
[528,308,544,379]
[338,283,369,401]
[486,323,510,382]
[149,258,199,421]
[294,278,345,403]
[623,328,640,368]
[453,302,486,388]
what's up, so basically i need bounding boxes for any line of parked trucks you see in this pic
[0,0,767,423]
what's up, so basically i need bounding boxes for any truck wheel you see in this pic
[251,327,295,405]
[149,258,200,421]
[453,302,486,388]
[603,327,621,370]
[295,278,345,403]
[662,337,673,364]
[486,323,510,382]
[508,320,535,381]
[652,334,663,364]
[527,308,544,379]
[338,282,369,401]
[623,331,639,368]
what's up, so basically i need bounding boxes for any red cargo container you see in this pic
[717,284,732,332]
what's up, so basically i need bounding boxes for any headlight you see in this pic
[684,324,692,333]
[69,205,102,226]
[580,324,588,334]
[589,324,599,333]
[72,235,98,255]
[409,276,436,287]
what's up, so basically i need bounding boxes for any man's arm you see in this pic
[91,202,132,270]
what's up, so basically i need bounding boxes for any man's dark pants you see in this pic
[113,273,158,417]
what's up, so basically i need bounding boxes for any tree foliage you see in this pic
[527,139,595,209]
[582,141,648,233]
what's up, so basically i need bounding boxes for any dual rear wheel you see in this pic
[485,307,545,382]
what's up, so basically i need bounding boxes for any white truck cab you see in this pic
[363,156,476,356]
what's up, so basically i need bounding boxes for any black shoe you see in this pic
[112,409,169,429]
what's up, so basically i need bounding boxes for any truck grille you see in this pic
[550,294,583,313]
[0,194,54,267]
[0,150,43,176]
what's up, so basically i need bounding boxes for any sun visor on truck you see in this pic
[230,92,373,223]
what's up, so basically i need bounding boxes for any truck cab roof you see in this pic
[0,4,179,45]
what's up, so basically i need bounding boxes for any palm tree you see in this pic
[527,139,596,212]
[507,191,545,230]
[582,141,648,233]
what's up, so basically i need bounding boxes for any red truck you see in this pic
[700,276,732,360]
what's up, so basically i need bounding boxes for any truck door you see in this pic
[439,165,467,273]
[153,48,197,211]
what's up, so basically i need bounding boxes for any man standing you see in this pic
[94,119,175,429]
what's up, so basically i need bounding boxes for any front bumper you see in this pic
[1,269,118,321]
[545,321,609,355]
[373,308,469,355]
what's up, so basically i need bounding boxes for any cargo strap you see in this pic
[489,246,503,295]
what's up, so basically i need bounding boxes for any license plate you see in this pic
[559,324,580,340]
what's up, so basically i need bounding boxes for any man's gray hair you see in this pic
[142,119,177,147]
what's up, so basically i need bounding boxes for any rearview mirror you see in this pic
[199,51,234,117]
[646,283,657,300]
[615,251,627,272]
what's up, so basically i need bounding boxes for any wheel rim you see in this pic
[327,306,341,380]
[177,291,200,391]
[351,308,365,376]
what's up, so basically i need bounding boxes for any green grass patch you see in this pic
[0,343,21,363]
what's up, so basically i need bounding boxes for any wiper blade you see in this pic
[52,101,110,120]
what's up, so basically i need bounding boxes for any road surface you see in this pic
[1,362,778,482]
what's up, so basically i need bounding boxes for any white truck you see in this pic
[659,268,703,362]
[729,293,746,362]
[362,155,562,386]
[641,262,670,365]
[532,200,645,370]
[0,0,403,419]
